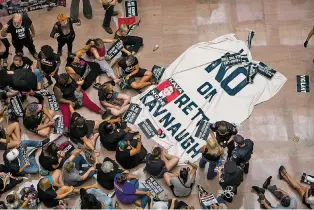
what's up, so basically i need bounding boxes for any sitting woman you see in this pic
[149,197,194,210]
[114,22,143,56]
[62,148,96,186]
[39,142,67,171]
[37,169,96,208]
[0,122,22,150]
[116,133,147,169]
[116,55,153,90]
[279,165,314,209]
[80,188,118,209]
[23,103,56,137]
[98,80,130,116]
[164,161,198,198]
[114,171,151,209]
[99,117,129,151]
[66,42,103,90]
[53,73,107,130]
[145,146,179,178]
[0,165,23,195]
[95,156,123,190]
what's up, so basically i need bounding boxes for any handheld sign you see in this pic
[107,39,124,60]
[143,176,164,196]
[195,120,211,141]
[297,75,310,93]
[256,62,276,80]
[138,119,158,139]
[122,103,142,124]
[47,94,60,111]
[125,0,138,17]
[35,89,50,96]
[151,65,166,83]
[10,96,23,117]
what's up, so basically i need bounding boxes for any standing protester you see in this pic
[229,135,254,174]
[210,121,238,158]
[70,0,93,25]
[304,27,314,48]
[102,0,119,34]
[50,14,76,56]
[0,23,10,69]
[38,45,61,87]
[1,14,38,59]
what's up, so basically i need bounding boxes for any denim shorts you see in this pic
[34,68,43,83]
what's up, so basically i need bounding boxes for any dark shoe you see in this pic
[300,173,307,183]
[103,26,113,34]
[263,176,272,189]
[252,186,265,194]
[101,109,112,120]
[41,138,50,146]
[47,6,53,11]
[113,11,119,16]
[84,13,93,19]
[73,19,81,26]
[32,53,38,60]
[278,165,286,179]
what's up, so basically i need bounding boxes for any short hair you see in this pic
[94,38,104,49]
[117,173,128,184]
[67,53,76,63]
[57,73,70,86]
[281,195,291,207]
[233,134,245,145]
[40,45,54,59]
[63,161,75,173]
[151,147,162,159]
[13,54,23,62]
[103,122,114,133]
[6,194,16,203]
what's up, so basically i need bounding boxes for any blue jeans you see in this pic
[87,189,114,209]
[199,157,218,180]
[128,179,151,208]
[72,154,96,186]
[19,140,41,174]
[34,68,43,83]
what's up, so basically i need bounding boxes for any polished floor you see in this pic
[0,0,314,209]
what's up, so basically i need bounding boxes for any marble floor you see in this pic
[0,0,314,209]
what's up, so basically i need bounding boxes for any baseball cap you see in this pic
[6,149,19,161]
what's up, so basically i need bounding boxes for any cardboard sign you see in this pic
[257,62,276,80]
[143,176,164,196]
[246,63,258,84]
[10,96,23,117]
[53,116,64,134]
[122,103,142,124]
[47,94,59,111]
[201,194,218,208]
[107,39,124,60]
[125,0,138,17]
[195,120,211,141]
[297,75,310,93]
[152,65,166,83]
[35,89,50,96]
[138,119,158,139]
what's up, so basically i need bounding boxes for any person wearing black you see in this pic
[0,165,23,195]
[38,45,61,87]
[116,133,147,169]
[66,43,103,90]
[210,121,238,158]
[1,14,37,59]
[115,22,143,56]
[99,117,128,151]
[229,134,254,174]
[0,29,11,68]
[50,14,76,56]
[102,0,119,34]
[39,142,67,171]
[218,160,243,203]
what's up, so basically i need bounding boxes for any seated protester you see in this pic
[145,146,179,178]
[23,103,56,137]
[37,169,95,208]
[116,133,147,169]
[199,137,224,180]
[39,142,67,171]
[6,185,40,209]
[37,45,61,87]
[0,37,10,68]
[80,188,118,209]
[66,43,103,91]
[4,139,49,176]
[116,55,154,89]
[0,88,19,123]
[114,22,143,56]
[278,166,314,209]
[62,148,96,186]
[99,117,129,151]
[114,171,151,209]
[149,197,194,210]
[98,80,130,116]
[95,156,123,190]
[0,122,22,150]
[218,160,243,203]
[53,73,107,129]
[164,161,198,198]
[10,54,43,90]
[210,121,238,158]
[0,168,23,195]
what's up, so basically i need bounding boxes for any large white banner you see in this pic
[128,34,287,162]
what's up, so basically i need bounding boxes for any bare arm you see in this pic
[54,86,73,104]
[121,48,131,56]
[169,198,177,210]
[56,187,73,199]
[68,149,82,161]
[102,38,115,43]
[130,135,142,156]
[29,24,35,37]
[20,197,30,209]
[135,189,150,195]
[80,167,95,180]
[306,27,314,42]
[1,24,8,37]
[115,65,121,78]
[81,136,94,150]
[75,44,93,58]
[101,100,118,109]
[66,67,81,82]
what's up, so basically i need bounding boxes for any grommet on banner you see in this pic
[293,137,299,143]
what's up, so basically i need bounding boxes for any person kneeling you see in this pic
[62,148,96,186]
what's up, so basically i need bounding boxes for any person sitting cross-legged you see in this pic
[0,122,22,150]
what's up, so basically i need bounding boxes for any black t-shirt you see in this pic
[69,112,95,140]
[202,148,221,162]
[39,152,59,171]
[96,163,116,190]
[210,121,238,145]
[6,15,32,41]
[23,103,44,132]
[174,200,189,209]
[116,148,137,169]
[118,57,139,74]
[145,154,165,176]
[219,167,243,189]
[99,121,126,151]
[37,184,58,208]
[38,53,60,74]
[10,56,33,71]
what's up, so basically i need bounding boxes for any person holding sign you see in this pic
[53,73,108,129]
[116,55,154,89]
[23,103,56,137]
[66,42,103,90]
[39,142,67,171]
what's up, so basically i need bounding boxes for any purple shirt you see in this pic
[114,173,137,204]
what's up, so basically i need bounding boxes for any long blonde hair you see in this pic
[206,138,223,156]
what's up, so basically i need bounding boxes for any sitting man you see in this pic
[116,55,154,90]
[98,80,130,116]
[252,176,297,209]
[62,148,96,186]
[145,146,179,178]
[0,122,22,150]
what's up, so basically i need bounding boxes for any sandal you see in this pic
[278,165,287,180]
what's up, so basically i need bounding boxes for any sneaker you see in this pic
[103,25,113,34]
[263,176,272,189]
[41,138,50,146]
[101,109,112,120]
[252,186,265,194]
